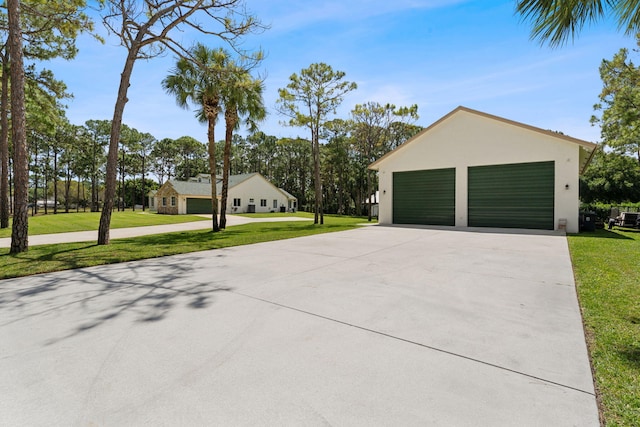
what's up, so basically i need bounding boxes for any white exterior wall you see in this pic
[376,110,583,233]
[225,175,291,214]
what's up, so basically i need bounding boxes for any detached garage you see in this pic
[369,107,597,233]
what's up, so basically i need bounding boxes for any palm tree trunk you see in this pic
[207,116,220,232]
[8,0,28,253]
[98,48,138,245]
[220,110,236,229]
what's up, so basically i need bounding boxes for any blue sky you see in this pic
[48,0,637,144]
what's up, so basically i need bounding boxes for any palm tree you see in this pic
[219,65,266,229]
[163,44,231,232]
[516,0,640,47]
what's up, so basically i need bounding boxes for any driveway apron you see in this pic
[0,226,599,426]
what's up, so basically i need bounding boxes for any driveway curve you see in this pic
[0,214,311,247]
[0,225,598,426]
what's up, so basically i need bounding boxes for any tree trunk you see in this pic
[44,147,50,215]
[8,0,28,253]
[53,149,58,214]
[311,128,323,225]
[33,144,38,216]
[91,174,97,212]
[119,146,125,211]
[141,154,146,211]
[366,169,372,222]
[220,110,236,229]
[76,177,80,212]
[65,168,71,213]
[9,156,13,214]
[91,136,97,212]
[0,54,10,229]
[207,115,220,232]
[98,48,138,245]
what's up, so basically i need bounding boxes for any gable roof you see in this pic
[369,106,598,174]
[160,173,274,197]
[278,188,297,200]
[225,173,259,191]
[166,180,211,197]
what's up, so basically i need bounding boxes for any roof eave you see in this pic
[368,106,598,170]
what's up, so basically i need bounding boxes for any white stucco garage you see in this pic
[369,106,597,233]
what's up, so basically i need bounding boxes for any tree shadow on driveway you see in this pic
[0,253,232,345]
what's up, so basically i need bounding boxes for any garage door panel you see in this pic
[186,198,212,214]
[393,168,455,226]
[468,161,554,230]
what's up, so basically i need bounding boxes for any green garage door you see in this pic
[186,198,212,214]
[393,168,455,226]
[468,161,554,230]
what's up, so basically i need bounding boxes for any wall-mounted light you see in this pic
[383,190,386,195]
[565,184,570,190]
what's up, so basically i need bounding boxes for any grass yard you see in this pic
[0,210,209,238]
[568,228,640,426]
[0,215,366,280]
[236,211,313,218]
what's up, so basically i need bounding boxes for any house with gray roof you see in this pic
[154,173,297,215]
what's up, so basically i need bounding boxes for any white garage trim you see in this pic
[369,106,598,233]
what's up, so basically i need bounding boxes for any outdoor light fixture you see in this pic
[565,184,570,190]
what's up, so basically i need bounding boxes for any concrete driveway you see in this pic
[0,226,599,426]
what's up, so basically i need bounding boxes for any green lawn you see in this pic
[568,228,640,426]
[0,210,209,238]
[0,215,366,279]
[235,211,313,218]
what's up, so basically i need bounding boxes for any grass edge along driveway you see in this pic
[568,228,640,427]
[0,216,366,280]
[0,210,210,238]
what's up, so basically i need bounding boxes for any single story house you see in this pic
[369,106,597,233]
[154,173,297,215]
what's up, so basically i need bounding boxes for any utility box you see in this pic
[580,212,596,232]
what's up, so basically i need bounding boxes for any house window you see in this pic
[150,198,154,207]
[171,196,176,206]
[273,200,278,209]
[233,198,241,207]
[249,198,254,204]
[162,197,166,207]
[260,199,267,207]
